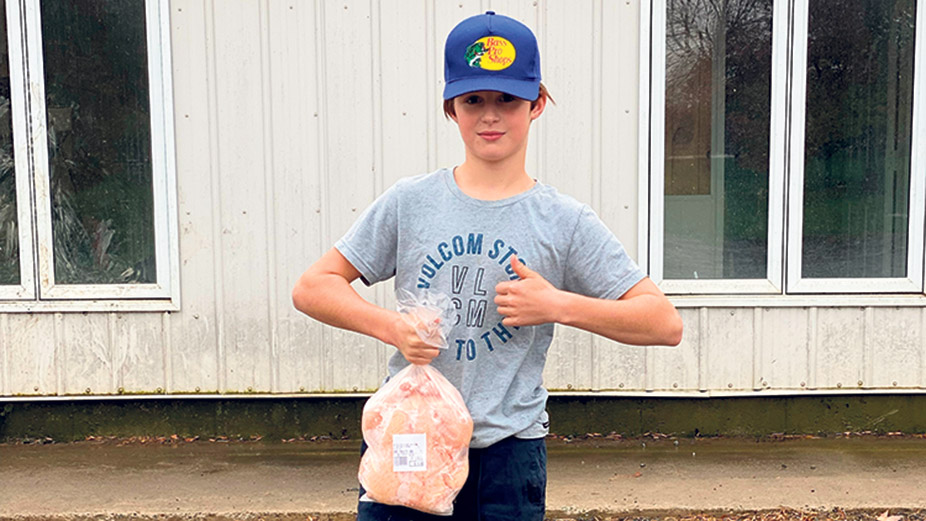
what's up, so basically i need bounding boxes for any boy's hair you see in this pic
[442,83,554,120]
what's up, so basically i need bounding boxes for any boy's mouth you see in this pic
[478,131,504,141]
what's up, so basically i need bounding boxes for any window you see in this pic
[0,0,178,310]
[643,0,925,297]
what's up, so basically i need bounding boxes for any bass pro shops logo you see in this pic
[464,36,516,70]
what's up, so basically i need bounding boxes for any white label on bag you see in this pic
[392,433,427,472]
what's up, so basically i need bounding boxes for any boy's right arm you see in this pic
[291,247,440,365]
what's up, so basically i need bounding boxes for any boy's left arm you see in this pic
[494,255,683,346]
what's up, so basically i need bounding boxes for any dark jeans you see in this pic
[357,435,546,521]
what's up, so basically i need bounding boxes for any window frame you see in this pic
[0,0,35,300]
[0,0,179,311]
[785,0,926,294]
[641,0,926,300]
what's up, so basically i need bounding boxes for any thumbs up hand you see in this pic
[494,255,563,327]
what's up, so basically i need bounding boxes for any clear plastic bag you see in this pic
[358,290,473,515]
[395,288,455,349]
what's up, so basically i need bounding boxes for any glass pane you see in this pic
[664,0,772,280]
[42,1,155,284]
[0,0,20,286]
[802,0,916,279]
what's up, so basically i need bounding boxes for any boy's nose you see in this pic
[481,107,501,123]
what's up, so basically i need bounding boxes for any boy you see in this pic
[292,11,683,521]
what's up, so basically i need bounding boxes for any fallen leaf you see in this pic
[878,510,903,521]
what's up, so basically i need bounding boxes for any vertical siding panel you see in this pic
[7,316,56,395]
[483,0,538,29]
[425,0,437,174]
[323,0,381,391]
[650,307,699,391]
[109,314,118,390]
[541,1,594,202]
[374,0,432,384]
[644,344,654,391]
[752,308,763,390]
[199,0,228,393]
[380,1,430,186]
[315,0,332,390]
[594,340,646,391]
[807,307,817,389]
[269,1,325,393]
[870,307,919,388]
[761,308,810,390]
[544,327,588,390]
[0,315,7,395]
[863,307,874,388]
[542,327,566,390]
[168,0,220,394]
[115,314,165,393]
[600,0,641,259]
[371,0,387,384]
[922,307,926,388]
[59,314,111,395]
[258,0,280,393]
[698,307,707,391]
[162,312,172,393]
[213,2,272,392]
[573,328,595,390]
[54,314,63,394]
[816,307,864,389]
[705,308,753,391]
[588,0,604,390]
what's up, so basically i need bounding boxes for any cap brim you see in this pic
[443,77,540,101]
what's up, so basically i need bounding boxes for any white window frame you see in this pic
[0,0,35,300]
[641,0,926,298]
[0,0,179,311]
[785,0,926,294]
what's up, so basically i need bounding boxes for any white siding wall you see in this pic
[2,0,924,398]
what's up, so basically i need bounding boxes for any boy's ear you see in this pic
[529,95,546,121]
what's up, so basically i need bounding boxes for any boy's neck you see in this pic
[453,160,535,201]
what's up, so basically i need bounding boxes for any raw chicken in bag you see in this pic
[359,290,474,515]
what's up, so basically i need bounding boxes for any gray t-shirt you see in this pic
[336,168,644,448]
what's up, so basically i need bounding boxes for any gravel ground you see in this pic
[545,509,926,521]
[3,509,925,521]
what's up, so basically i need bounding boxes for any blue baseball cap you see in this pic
[443,11,541,101]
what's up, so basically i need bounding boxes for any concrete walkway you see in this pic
[2,435,926,518]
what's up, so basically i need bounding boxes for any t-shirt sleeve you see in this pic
[563,205,646,300]
[334,185,399,286]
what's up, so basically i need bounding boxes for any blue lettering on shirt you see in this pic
[452,235,465,256]
[487,239,504,259]
[438,242,452,262]
[492,322,514,344]
[467,233,483,255]
[480,331,495,352]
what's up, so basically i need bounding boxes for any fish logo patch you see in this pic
[464,36,516,70]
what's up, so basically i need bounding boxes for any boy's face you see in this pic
[450,90,545,166]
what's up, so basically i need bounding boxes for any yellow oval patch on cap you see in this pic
[464,36,516,70]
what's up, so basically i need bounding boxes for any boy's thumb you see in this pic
[511,255,534,279]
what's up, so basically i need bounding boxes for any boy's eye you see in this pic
[464,95,482,104]
[499,94,516,103]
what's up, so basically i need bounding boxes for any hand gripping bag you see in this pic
[358,290,474,515]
